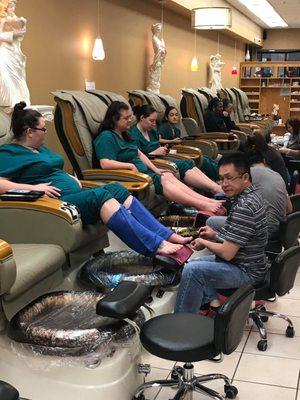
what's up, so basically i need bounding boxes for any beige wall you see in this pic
[263,29,300,50]
[17,0,244,163]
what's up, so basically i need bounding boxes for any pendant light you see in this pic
[231,39,238,75]
[92,0,105,61]
[190,29,199,72]
[245,44,251,61]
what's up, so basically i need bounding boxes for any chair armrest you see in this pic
[0,198,83,253]
[172,145,202,158]
[231,130,247,141]
[151,159,178,174]
[0,239,17,295]
[81,169,151,192]
[181,139,218,159]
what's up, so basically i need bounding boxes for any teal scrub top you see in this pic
[158,122,181,140]
[0,143,129,224]
[93,130,164,194]
[130,125,161,155]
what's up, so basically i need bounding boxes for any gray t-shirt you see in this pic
[251,166,287,237]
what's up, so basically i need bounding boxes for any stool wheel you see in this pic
[171,366,183,379]
[257,339,268,351]
[286,326,295,338]
[224,384,238,399]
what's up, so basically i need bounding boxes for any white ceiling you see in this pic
[227,0,300,29]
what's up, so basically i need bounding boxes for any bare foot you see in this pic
[156,241,183,256]
[168,233,193,244]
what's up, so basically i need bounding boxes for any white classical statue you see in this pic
[209,53,225,96]
[146,22,167,94]
[0,0,30,108]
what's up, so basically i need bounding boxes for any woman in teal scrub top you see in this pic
[158,106,220,181]
[0,102,189,257]
[93,101,225,215]
[131,104,222,192]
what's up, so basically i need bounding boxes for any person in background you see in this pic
[222,99,241,132]
[158,106,219,181]
[204,97,228,133]
[247,133,289,188]
[279,118,300,159]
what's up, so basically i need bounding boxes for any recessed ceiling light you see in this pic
[237,0,288,28]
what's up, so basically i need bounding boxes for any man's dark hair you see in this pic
[218,153,251,178]
[208,97,222,111]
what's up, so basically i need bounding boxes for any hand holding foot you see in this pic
[168,233,193,244]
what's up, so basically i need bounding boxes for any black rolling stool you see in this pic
[0,381,19,400]
[133,286,254,400]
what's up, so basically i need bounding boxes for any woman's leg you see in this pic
[123,196,192,244]
[161,173,223,213]
[100,198,182,256]
[183,167,223,194]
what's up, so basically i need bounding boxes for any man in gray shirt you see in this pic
[207,151,292,238]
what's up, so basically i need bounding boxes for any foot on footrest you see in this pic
[154,245,193,269]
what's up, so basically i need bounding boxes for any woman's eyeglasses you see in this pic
[33,127,47,133]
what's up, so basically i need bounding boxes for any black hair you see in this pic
[11,102,42,140]
[246,133,269,152]
[218,152,251,178]
[285,118,300,136]
[246,150,265,166]
[162,106,178,123]
[222,98,232,109]
[132,104,156,121]
[97,101,131,141]
[208,97,223,111]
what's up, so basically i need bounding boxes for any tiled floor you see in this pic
[107,232,300,400]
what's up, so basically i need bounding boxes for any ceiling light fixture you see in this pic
[191,7,232,30]
[237,0,288,28]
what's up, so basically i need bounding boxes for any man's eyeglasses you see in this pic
[219,174,243,184]
[33,127,47,133]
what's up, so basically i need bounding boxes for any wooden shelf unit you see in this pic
[240,62,300,121]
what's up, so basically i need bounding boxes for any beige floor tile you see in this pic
[244,331,300,359]
[235,353,299,388]
[192,351,242,379]
[284,285,300,300]
[266,297,300,318]
[232,380,297,400]
[139,367,171,400]
[141,349,176,371]
[252,314,300,337]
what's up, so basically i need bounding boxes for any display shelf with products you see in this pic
[240,62,300,121]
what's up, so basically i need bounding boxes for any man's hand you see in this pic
[199,226,216,240]
[190,238,206,251]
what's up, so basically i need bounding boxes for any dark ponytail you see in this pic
[11,102,42,140]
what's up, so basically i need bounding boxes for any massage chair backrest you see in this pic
[231,88,251,120]
[197,87,215,102]
[87,90,131,108]
[214,285,254,355]
[0,109,13,146]
[52,90,108,179]
[279,211,300,249]
[180,89,207,132]
[221,88,240,123]
[270,246,300,297]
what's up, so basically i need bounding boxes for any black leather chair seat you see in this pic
[0,381,19,400]
[141,313,217,362]
[219,281,274,302]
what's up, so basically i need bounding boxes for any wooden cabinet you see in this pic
[240,62,300,122]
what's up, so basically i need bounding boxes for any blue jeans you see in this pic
[174,255,255,313]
